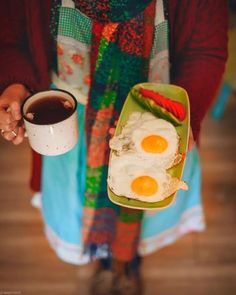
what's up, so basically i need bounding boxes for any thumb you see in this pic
[187,127,194,151]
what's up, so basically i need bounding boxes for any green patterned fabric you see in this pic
[59,7,92,44]
[151,20,169,58]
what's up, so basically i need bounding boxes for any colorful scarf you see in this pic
[52,0,169,261]
[78,0,158,261]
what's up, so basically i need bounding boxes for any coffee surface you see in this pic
[26,96,74,125]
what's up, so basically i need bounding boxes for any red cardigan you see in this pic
[0,0,228,191]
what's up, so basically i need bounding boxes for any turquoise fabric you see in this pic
[211,82,231,119]
[42,102,86,244]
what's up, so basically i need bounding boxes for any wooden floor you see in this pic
[0,95,236,295]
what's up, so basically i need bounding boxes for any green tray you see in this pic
[107,83,190,210]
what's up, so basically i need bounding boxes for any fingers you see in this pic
[25,112,34,121]
[0,120,18,132]
[12,126,25,145]
[1,126,25,145]
[188,138,194,151]
[109,127,116,136]
[187,127,194,151]
[0,83,28,126]
[0,84,29,145]
[0,108,13,125]
[63,100,73,109]
[0,101,21,129]
[9,101,22,121]
[108,120,119,136]
[108,120,118,136]
[1,127,18,141]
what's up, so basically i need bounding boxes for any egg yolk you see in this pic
[141,135,168,153]
[131,176,158,196]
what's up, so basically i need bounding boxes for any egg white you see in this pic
[108,153,187,203]
[131,119,179,168]
[109,112,180,169]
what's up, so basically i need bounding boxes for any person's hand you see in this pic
[108,120,118,136]
[0,83,30,145]
[188,127,194,151]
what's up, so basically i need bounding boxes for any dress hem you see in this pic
[43,205,205,265]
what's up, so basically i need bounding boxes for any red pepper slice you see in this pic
[139,88,186,121]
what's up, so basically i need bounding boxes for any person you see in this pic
[0,1,228,294]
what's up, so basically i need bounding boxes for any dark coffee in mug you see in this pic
[27,96,74,125]
[22,89,78,156]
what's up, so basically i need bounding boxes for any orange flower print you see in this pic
[71,53,83,65]
[58,70,66,81]
[59,60,73,75]
[84,75,91,86]
[57,44,64,55]
[65,64,73,75]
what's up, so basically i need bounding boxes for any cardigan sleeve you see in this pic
[0,1,38,93]
[170,1,228,141]
[0,1,43,192]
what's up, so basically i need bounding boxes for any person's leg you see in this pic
[90,255,143,295]
[112,255,143,295]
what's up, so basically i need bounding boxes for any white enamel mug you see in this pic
[22,89,78,156]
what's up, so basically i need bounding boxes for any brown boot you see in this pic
[89,258,143,295]
[89,259,114,295]
[111,259,143,295]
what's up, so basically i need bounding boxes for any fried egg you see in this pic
[109,112,181,169]
[108,153,188,202]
